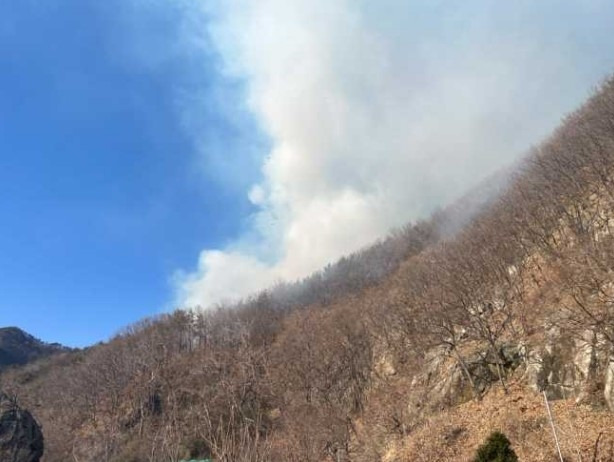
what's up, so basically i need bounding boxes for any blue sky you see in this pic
[0,0,265,346]
[2,1,614,347]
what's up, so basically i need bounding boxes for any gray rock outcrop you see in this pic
[523,327,612,407]
[0,393,44,462]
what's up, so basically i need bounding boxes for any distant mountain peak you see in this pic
[0,326,68,372]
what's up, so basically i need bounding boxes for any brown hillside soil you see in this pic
[394,383,614,462]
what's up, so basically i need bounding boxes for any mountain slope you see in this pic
[2,76,614,461]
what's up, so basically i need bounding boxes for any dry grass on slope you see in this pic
[394,383,614,462]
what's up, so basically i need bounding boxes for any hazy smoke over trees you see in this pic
[175,0,614,308]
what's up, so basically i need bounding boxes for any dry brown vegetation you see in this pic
[3,76,614,461]
[397,383,614,462]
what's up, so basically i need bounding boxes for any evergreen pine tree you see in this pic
[473,431,518,462]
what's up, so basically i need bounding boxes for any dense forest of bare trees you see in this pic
[2,76,614,461]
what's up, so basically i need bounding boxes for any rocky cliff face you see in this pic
[0,393,44,462]
[523,327,614,407]
[404,327,614,416]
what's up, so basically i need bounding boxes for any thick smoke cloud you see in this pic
[175,0,614,307]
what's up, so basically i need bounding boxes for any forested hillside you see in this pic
[3,76,614,461]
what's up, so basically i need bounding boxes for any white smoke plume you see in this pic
[175,0,614,307]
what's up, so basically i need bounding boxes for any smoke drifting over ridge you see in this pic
[175,0,614,308]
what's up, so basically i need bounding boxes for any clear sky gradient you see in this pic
[0,0,264,347]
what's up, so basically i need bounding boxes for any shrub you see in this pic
[183,437,211,459]
[473,431,518,462]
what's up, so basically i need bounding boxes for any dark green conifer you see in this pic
[473,431,518,462]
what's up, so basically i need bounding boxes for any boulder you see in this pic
[0,393,44,462]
